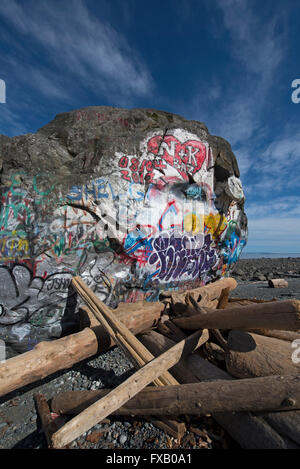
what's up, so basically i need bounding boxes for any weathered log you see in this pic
[262,411,300,446]
[163,277,237,315]
[247,329,300,342]
[51,328,209,449]
[228,298,277,304]
[161,277,237,300]
[51,375,300,416]
[0,301,163,398]
[269,279,289,288]
[217,287,230,309]
[173,299,300,331]
[139,330,298,449]
[205,342,226,361]
[225,331,300,378]
[34,393,62,448]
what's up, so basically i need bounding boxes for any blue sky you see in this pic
[0,0,299,253]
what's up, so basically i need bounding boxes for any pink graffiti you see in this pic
[147,135,207,180]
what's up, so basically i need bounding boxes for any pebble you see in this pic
[119,434,127,445]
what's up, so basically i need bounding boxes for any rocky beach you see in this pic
[231,256,300,301]
[0,256,299,450]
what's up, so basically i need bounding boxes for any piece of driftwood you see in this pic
[139,330,298,449]
[34,393,62,449]
[146,418,186,441]
[173,299,300,331]
[51,328,209,449]
[162,277,237,314]
[225,331,300,378]
[248,329,300,342]
[210,288,230,350]
[205,342,226,361]
[50,375,300,416]
[228,298,277,304]
[0,301,163,399]
[262,411,300,446]
[157,319,187,342]
[217,287,230,309]
[73,276,185,439]
[268,279,288,288]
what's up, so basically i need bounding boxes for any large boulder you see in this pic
[0,107,247,356]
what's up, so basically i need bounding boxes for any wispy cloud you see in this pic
[0,0,153,98]
[246,196,300,218]
[191,0,287,180]
[0,0,154,134]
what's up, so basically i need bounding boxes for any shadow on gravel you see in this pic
[0,368,70,406]
[71,361,135,388]
[12,428,47,449]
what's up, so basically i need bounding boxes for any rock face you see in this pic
[0,107,247,356]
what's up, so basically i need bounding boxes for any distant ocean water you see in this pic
[240,252,300,259]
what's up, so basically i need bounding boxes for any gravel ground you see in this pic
[0,256,299,450]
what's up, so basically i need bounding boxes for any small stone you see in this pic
[119,434,127,445]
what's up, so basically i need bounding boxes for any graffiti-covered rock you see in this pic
[0,107,247,356]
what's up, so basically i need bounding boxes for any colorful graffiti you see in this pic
[0,127,247,353]
[148,232,218,283]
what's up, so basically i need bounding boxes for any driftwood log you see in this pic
[173,299,300,331]
[269,279,289,288]
[34,393,62,449]
[262,411,300,446]
[225,331,300,378]
[51,375,300,416]
[248,329,300,342]
[139,330,299,449]
[51,329,209,449]
[0,301,163,398]
[162,277,237,314]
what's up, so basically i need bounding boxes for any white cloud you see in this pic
[216,0,284,80]
[0,0,153,104]
[246,196,300,218]
[260,134,300,173]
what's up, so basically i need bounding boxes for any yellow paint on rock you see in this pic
[204,213,228,238]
